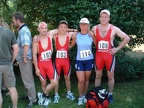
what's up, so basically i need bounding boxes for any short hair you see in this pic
[12,12,24,23]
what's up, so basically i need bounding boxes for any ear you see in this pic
[37,27,39,31]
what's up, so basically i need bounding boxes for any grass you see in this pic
[2,71,144,108]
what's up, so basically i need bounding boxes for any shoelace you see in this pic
[69,93,74,98]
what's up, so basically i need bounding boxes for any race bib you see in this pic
[98,40,109,49]
[41,50,52,60]
[56,50,67,58]
[80,50,91,58]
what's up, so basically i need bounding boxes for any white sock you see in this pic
[55,93,58,96]
[67,91,71,94]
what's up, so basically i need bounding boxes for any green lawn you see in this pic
[2,72,144,108]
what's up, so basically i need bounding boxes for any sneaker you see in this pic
[78,97,83,105]
[43,98,51,107]
[108,94,114,103]
[54,95,60,103]
[66,92,75,100]
[24,101,37,108]
[82,95,87,103]
[38,92,44,106]
[38,92,43,99]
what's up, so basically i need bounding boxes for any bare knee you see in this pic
[51,80,58,87]
[95,72,102,79]
[41,80,47,86]
[108,75,114,81]
[64,76,70,81]
[78,78,84,84]
[8,87,17,93]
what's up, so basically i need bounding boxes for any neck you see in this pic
[39,34,47,39]
[81,30,88,35]
[100,23,110,28]
[58,32,66,36]
[19,23,25,29]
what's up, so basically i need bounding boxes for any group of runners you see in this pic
[0,9,130,108]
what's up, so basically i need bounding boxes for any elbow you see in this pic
[127,36,130,43]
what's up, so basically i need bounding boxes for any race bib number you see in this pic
[41,50,52,60]
[98,40,109,49]
[56,50,67,58]
[80,50,91,58]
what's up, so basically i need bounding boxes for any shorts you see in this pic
[75,59,94,71]
[55,58,71,76]
[0,64,16,89]
[38,61,57,80]
[95,52,115,72]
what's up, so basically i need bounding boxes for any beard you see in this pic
[14,23,19,28]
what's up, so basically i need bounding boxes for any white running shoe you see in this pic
[38,92,43,99]
[38,96,45,106]
[66,92,75,100]
[82,95,87,103]
[38,92,43,105]
[54,95,60,103]
[78,97,83,105]
[43,98,51,107]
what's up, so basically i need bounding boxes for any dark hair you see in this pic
[12,12,24,23]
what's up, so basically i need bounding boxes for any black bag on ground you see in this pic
[86,86,109,108]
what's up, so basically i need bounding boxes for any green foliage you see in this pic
[15,0,144,47]
[115,51,144,82]
[1,0,144,82]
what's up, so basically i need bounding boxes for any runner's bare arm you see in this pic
[91,26,97,36]
[91,26,97,45]
[67,28,78,32]
[48,29,58,39]
[32,37,40,76]
[88,31,96,45]
[114,26,130,50]
[52,35,57,50]
[69,32,76,49]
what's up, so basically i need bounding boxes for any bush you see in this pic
[115,51,144,82]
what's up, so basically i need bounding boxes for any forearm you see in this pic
[69,39,76,49]
[12,47,19,63]
[23,45,29,57]
[12,44,19,63]
[33,55,38,70]
[67,29,78,32]
[117,36,130,50]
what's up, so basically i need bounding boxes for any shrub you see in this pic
[115,51,144,82]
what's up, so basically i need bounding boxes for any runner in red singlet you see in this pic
[32,22,58,107]
[53,20,76,103]
[92,9,130,103]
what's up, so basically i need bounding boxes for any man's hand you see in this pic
[109,48,119,55]
[35,68,40,76]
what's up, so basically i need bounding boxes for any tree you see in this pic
[1,0,144,81]
[14,0,144,47]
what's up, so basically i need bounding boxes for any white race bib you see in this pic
[41,50,52,60]
[56,50,67,58]
[98,40,109,50]
[80,50,91,58]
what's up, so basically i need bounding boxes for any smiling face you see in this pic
[80,23,89,32]
[99,12,110,25]
[38,22,48,36]
[58,23,68,34]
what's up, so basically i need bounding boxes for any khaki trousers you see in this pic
[19,60,37,103]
